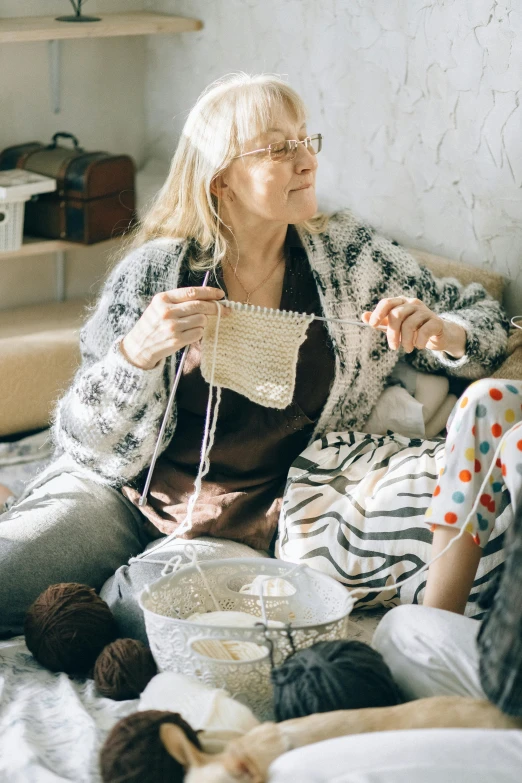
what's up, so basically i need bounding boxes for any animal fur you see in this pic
[159,695,522,783]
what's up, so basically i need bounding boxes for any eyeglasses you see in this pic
[234,133,322,162]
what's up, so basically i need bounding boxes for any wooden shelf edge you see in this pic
[0,12,203,43]
[0,235,123,261]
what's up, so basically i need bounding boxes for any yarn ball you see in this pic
[24,582,119,675]
[94,639,158,700]
[100,709,201,783]
[271,639,403,721]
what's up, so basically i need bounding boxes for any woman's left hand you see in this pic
[361,296,467,358]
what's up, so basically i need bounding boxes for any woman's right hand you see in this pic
[121,285,225,370]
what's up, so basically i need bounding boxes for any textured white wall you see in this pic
[147,0,522,316]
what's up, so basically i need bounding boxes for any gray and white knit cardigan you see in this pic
[51,210,509,488]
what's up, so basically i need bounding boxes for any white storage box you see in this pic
[0,170,56,252]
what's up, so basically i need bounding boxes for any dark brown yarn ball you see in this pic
[24,583,119,675]
[100,710,201,783]
[94,638,158,700]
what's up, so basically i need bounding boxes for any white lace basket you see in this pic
[139,557,354,720]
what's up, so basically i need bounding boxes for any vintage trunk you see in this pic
[0,133,136,243]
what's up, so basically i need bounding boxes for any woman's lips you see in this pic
[292,183,312,191]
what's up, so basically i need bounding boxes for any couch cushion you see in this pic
[0,300,85,437]
[492,329,522,381]
[408,248,505,303]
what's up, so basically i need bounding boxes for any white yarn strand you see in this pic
[131,301,371,567]
[348,432,507,602]
[130,301,223,563]
[176,302,222,538]
[138,270,212,507]
[131,299,421,569]
[348,522,469,602]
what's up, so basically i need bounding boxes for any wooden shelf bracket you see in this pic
[48,39,61,114]
[55,249,66,301]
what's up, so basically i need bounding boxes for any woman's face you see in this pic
[220,111,319,226]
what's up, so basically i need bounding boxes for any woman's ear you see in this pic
[160,723,209,769]
[210,173,232,201]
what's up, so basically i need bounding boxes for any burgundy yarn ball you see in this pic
[100,710,201,783]
[94,638,158,700]
[24,582,119,675]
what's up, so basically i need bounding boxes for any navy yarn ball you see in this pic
[271,640,403,721]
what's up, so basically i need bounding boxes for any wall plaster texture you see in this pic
[147,0,522,316]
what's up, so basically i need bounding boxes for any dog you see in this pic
[158,695,522,783]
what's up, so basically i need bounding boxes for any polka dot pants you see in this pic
[425,378,522,547]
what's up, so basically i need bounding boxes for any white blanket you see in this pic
[0,622,383,781]
[268,729,522,783]
[0,429,52,506]
[0,637,137,783]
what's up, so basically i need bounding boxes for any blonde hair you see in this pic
[123,72,328,271]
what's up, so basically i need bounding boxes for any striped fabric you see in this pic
[278,431,511,617]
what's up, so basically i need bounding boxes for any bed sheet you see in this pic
[0,429,53,501]
[0,637,137,782]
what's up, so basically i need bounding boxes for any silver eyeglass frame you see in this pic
[234,133,322,161]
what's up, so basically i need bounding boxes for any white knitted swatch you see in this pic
[200,301,314,409]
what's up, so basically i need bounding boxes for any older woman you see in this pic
[0,73,508,640]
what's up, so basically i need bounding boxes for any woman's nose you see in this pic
[294,144,318,173]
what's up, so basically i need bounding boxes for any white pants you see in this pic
[268,606,522,783]
[372,604,487,700]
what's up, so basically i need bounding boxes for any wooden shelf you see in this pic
[0,12,203,43]
[0,235,123,261]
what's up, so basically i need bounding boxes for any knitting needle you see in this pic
[220,300,376,329]
[139,270,212,506]
[140,294,382,505]
[313,314,374,327]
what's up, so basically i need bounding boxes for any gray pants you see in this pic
[0,469,264,643]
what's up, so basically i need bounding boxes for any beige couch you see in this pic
[0,299,85,437]
[0,250,520,437]
[408,248,521,382]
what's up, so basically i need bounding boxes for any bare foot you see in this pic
[0,483,13,506]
